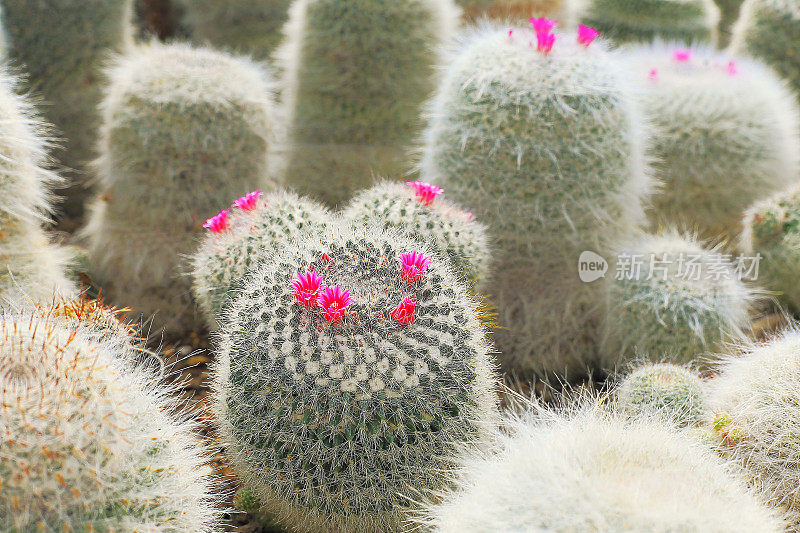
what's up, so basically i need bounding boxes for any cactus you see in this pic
[733,0,800,95]
[616,362,707,426]
[212,223,499,532]
[715,0,745,47]
[0,309,221,531]
[626,44,800,242]
[81,42,277,333]
[278,0,460,207]
[602,232,753,367]
[742,183,800,312]
[0,68,75,305]
[420,23,653,378]
[0,0,134,224]
[191,189,332,329]
[416,398,783,532]
[343,181,490,288]
[708,329,800,527]
[456,0,569,22]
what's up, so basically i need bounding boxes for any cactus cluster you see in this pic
[420,22,652,377]
[213,223,498,532]
[81,42,277,333]
[616,362,707,426]
[0,309,221,531]
[417,398,782,532]
[279,0,460,206]
[625,44,800,242]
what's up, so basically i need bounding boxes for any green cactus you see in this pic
[212,223,499,532]
[626,44,800,243]
[278,0,460,207]
[715,0,745,47]
[456,0,570,22]
[616,362,707,426]
[420,24,653,378]
[0,309,221,531]
[343,181,490,288]
[81,42,277,334]
[0,0,134,224]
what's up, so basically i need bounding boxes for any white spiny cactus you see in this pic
[616,362,708,426]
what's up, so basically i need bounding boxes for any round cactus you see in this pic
[81,42,277,333]
[343,181,490,288]
[420,23,653,378]
[0,310,221,531]
[416,399,783,532]
[0,0,133,222]
[602,232,753,367]
[278,0,460,207]
[616,362,707,426]
[213,223,499,532]
[708,329,800,527]
[626,44,800,242]
[191,189,332,329]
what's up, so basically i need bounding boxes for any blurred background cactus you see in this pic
[421,23,652,378]
[615,362,707,426]
[213,224,498,532]
[714,0,745,47]
[81,42,277,334]
[279,0,460,207]
[0,0,134,230]
[456,0,569,22]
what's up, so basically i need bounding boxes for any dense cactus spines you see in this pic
[0,310,221,531]
[82,42,277,333]
[708,329,800,526]
[280,0,460,207]
[421,24,652,377]
[602,233,752,367]
[213,224,498,532]
[627,45,800,242]
[616,362,707,426]
[344,181,490,287]
[0,0,133,223]
[417,399,783,532]
[192,189,332,329]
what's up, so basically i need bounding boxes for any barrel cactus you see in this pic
[626,44,800,242]
[0,0,134,223]
[213,223,499,532]
[0,310,221,531]
[191,189,332,329]
[343,181,490,288]
[416,398,783,532]
[616,362,707,426]
[279,0,460,206]
[81,42,277,333]
[420,22,652,378]
[602,232,753,368]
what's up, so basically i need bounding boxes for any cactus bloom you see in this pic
[673,49,692,62]
[726,60,738,76]
[203,209,230,233]
[291,270,326,309]
[407,180,442,206]
[390,295,417,326]
[577,25,599,47]
[531,18,557,54]
[399,251,430,283]
[318,285,354,323]
[234,190,262,211]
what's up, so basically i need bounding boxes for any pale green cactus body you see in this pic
[616,362,707,426]
[213,223,499,532]
[81,42,277,333]
[420,25,652,378]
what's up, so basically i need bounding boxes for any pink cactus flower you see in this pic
[508,28,514,40]
[406,181,443,206]
[648,68,659,82]
[672,49,692,62]
[531,17,557,54]
[399,251,430,283]
[318,285,354,323]
[530,17,557,34]
[291,270,326,309]
[577,24,599,47]
[203,209,230,233]
[390,295,417,326]
[233,190,261,211]
[726,60,738,76]
[464,212,474,222]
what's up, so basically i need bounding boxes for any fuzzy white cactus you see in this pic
[81,42,277,333]
[625,44,800,242]
[416,398,783,532]
[616,362,708,426]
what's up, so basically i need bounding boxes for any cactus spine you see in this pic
[213,223,499,532]
[81,42,277,333]
[420,24,652,378]
[279,0,460,207]
[616,362,707,426]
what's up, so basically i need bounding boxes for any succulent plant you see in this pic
[616,362,708,426]
[81,42,277,333]
[714,0,745,47]
[212,223,499,532]
[456,0,569,22]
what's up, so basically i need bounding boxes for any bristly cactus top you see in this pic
[213,224,498,532]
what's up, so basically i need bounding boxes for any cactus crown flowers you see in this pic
[531,17,557,54]
[577,24,600,46]
[399,251,431,282]
[291,270,326,309]
[406,180,442,206]
[233,189,262,211]
[317,285,354,323]
[203,208,230,233]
